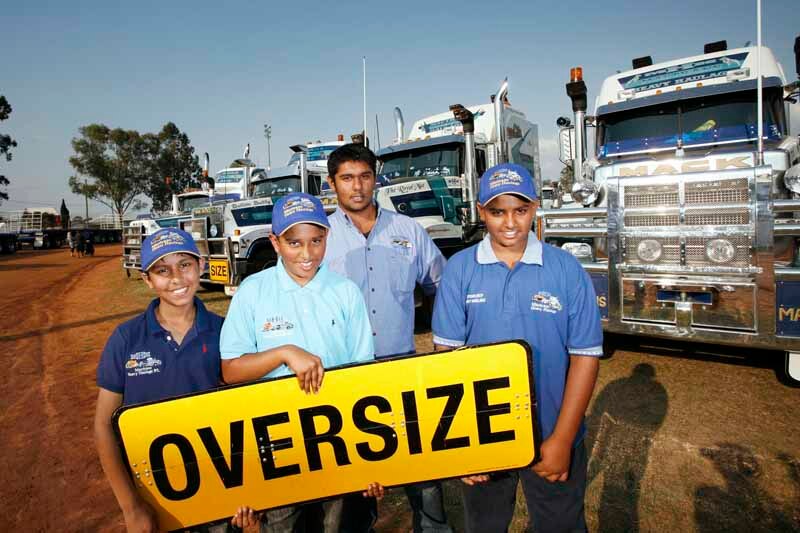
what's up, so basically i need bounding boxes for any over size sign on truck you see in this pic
[114,341,539,531]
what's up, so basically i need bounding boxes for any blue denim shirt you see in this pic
[326,207,446,357]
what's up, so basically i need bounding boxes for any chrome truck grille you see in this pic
[620,175,753,270]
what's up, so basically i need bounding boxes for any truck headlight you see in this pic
[209,224,219,237]
[636,239,662,262]
[785,164,800,194]
[571,180,599,206]
[561,242,592,261]
[706,238,735,264]
[232,242,239,254]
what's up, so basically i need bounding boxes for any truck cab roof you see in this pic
[596,46,787,116]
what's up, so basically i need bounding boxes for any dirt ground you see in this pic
[0,245,798,532]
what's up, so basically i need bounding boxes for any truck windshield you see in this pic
[597,88,783,156]
[287,145,341,165]
[216,169,244,184]
[231,205,274,227]
[178,196,210,212]
[155,217,183,228]
[252,177,302,198]
[379,144,462,182]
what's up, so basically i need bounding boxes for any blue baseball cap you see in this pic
[272,192,331,236]
[141,228,201,272]
[478,163,538,206]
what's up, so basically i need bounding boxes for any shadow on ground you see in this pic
[585,363,668,532]
[694,443,800,532]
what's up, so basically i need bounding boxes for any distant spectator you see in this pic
[84,231,95,257]
[67,231,75,257]
[76,231,86,258]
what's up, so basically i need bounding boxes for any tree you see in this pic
[0,95,18,204]
[68,124,148,225]
[559,163,574,193]
[143,122,202,213]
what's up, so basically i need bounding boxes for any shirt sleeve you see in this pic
[431,257,467,347]
[414,221,446,296]
[220,282,258,360]
[96,327,126,393]
[566,258,604,356]
[344,283,375,362]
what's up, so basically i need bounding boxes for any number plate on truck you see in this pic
[209,259,229,283]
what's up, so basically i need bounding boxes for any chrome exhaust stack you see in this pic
[493,78,509,163]
[451,104,479,238]
[393,107,405,144]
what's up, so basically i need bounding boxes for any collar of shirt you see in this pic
[476,231,543,266]
[275,257,329,293]
[330,204,384,238]
[144,297,212,337]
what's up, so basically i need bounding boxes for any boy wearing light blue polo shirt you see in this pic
[219,192,376,532]
[432,163,603,533]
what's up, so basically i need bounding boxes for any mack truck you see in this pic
[184,138,345,296]
[376,79,540,256]
[537,38,800,385]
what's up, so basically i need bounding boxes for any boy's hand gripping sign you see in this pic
[114,341,539,531]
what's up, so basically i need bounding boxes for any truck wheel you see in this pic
[782,352,800,388]
[247,249,276,276]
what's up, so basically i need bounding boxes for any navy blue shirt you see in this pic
[97,298,224,406]
[432,232,603,445]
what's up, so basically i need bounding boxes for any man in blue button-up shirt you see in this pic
[324,144,451,533]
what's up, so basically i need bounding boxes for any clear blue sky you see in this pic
[2,0,798,217]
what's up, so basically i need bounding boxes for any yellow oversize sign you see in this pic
[114,341,538,531]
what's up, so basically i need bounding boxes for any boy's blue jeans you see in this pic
[460,441,588,533]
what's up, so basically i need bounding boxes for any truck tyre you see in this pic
[247,247,277,277]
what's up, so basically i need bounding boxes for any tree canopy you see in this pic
[68,122,202,219]
[68,124,149,222]
[0,95,18,204]
[143,122,202,213]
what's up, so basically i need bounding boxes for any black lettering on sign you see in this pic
[352,395,398,461]
[298,405,352,471]
[473,377,516,444]
[149,433,201,501]
[251,413,301,480]
[427,384,470,451]
[197,421,244,489]
[401,390,423,455]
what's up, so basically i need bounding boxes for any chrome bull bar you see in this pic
[537,193,800,351]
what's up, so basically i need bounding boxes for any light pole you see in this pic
[263,124,272,170]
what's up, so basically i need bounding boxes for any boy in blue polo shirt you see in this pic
[432,163,603,533]
[219,192,377,532]
[94,228,260,532]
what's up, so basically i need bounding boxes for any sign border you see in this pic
[112,339,540,531]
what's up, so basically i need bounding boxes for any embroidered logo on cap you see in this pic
[149,231,186,252]
[282,197,317,218]
[488,168,525,190]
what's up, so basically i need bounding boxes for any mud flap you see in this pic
[786,352,800,386]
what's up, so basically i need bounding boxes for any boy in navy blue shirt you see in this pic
[432,163,603,533]
[94,228,259,532]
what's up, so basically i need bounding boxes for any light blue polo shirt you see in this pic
[326,207,445,357]
[220,259,375,378]
[432,232,603,445]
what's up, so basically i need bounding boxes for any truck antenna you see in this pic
[363,56,368,148]
[756,0,764,165]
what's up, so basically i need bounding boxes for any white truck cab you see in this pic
[376,81,540,255]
